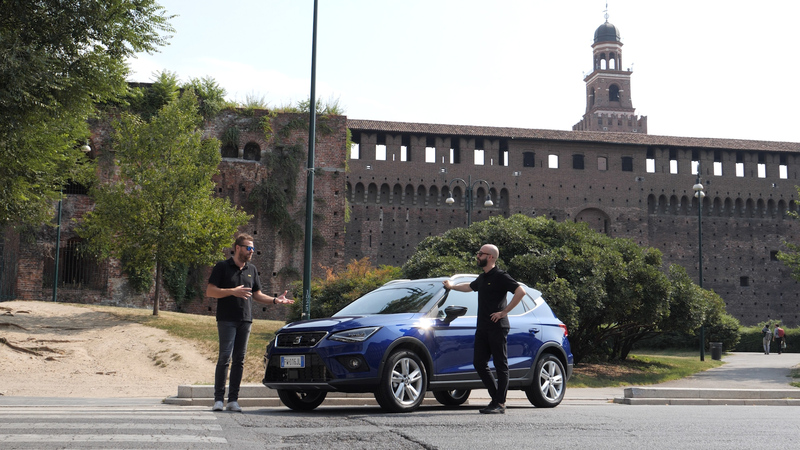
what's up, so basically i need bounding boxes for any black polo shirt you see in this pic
[208,257,262,323]
[469,266,521,330]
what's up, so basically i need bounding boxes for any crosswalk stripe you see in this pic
[0,413,216,420]
[0,422,222,430]
[0,408,227,445]
[0,434,228,443]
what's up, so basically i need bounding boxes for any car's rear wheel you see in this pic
[374,350,427,413]
[432,389,471,406]
[525,354,565,408]
[277,390,327,411]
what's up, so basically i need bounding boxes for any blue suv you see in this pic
[263,275,573,413]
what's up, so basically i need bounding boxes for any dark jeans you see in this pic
[473,327,509,404]
[215,320,252,402]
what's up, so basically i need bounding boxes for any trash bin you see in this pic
[710,342,723,360]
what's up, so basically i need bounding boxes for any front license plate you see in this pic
[280,355,305,368]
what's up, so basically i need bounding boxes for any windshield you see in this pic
[334,281,443,316]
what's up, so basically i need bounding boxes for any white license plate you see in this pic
[280,355,305,368]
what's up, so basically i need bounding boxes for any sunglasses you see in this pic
[476,251,490,257]
[240,245,255,252]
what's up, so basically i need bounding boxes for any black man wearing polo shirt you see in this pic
[206,233,293,412]
[443,244,526,414]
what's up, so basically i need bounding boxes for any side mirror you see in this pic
[442,305,468,324]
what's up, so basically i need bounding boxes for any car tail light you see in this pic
[559,324,568,337]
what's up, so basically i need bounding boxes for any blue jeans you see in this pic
[215,321,252,402]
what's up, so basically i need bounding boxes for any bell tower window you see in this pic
[609,84,620,102]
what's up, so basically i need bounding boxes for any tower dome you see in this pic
[594,21,620,44]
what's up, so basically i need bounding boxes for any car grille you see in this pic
[264,353,330,383]
[275,331,328,348]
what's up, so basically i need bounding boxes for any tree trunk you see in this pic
[153,260,161,316]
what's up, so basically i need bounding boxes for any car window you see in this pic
[334,282,442,316]
[507,291,530,315]
[438,289,479,317]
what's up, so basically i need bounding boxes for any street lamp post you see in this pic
[693,168,706,361]
[445,176,493,226]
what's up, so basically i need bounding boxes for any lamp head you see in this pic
[693,183,704,192]
[80,143,91,153]
[483,196,493,207]
[445,196,455,205]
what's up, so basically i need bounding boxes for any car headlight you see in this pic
[328,327,381,343]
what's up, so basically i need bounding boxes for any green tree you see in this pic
[286,258,402,322]
[78,93,250,315]
[0,0,173,229]
[183,76,229,120]
[402,214,738,363]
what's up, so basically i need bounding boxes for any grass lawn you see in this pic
[569,350,725,388]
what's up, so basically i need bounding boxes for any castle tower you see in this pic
[573,13,647,133]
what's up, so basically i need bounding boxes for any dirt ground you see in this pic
[0,300,214,398]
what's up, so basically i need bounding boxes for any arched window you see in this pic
[243,142,261,161]
[609,84,620,102]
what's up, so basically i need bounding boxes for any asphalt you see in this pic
[2,352,798,408]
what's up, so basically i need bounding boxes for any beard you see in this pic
[477,257,488,268]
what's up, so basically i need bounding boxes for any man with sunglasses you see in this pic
[206,233,292,412]
[443,244,526,414]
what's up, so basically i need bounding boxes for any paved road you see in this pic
[1,352,797,448]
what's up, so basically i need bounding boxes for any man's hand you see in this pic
[490,310,507,323]
[231,285,252,299]
[275,290,294,304]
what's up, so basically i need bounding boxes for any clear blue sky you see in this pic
[128,0,800,143]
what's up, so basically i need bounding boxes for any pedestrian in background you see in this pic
[773,324,785,355]
[761,323,772,355]
[206,233,293,412]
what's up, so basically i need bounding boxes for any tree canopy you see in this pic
[286,258,402,323]
[78,92,250,315]
[0,0,173,229]
[402,214,739,363]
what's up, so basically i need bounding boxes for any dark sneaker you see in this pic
[482,404,506,414]
[479,401,497,413]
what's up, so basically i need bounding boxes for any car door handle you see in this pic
[529,328,539,334]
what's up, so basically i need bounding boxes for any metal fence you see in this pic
[42,239,105,290]
[0,231,18,301]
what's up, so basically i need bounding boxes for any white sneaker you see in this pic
[212,401,224,411]
[226,401,242,412]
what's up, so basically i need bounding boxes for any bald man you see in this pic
[443,244,526,414]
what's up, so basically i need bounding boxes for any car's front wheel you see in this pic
[524,354,566,408]
[374,350,427,413]
[432,389,471,406]
[277,390,327,411]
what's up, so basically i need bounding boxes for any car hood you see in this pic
[279,314,419,333]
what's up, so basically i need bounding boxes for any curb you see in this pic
[614,387,800,406]
[164,385,442,408]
